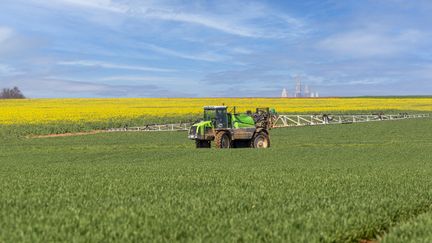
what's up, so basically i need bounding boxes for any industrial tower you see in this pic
[281,88,288,98]
[304,85,310,98]
[295,77,302,98]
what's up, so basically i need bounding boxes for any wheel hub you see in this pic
[222,135,230,148]
[255,136,268,148]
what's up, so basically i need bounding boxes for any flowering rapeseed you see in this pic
[1,97,431,124]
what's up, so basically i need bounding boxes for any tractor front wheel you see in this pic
[251,132,270,148]
[195,140,211,148]
[215,131,231,148]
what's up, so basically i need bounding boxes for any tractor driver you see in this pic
[215,109,224,128]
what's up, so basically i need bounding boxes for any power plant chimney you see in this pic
[305,85,310,98]
[295,77,302,98]
[281,88,288,98]
[279,77,319,98]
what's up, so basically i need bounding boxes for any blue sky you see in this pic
[0,0,431,97]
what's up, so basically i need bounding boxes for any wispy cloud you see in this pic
[318,77,394,86]
[229,47,254,55]
[140,2,308,39]
[0,26,13,43]
[36,0,126,13]
[319,29,427,57]
[136,6,307,39]
[140,43,225,62]
[0,64,24,76]
[138,8,260,38]
[2,77,195,97]
[202,68,289,85]
[57,60,175,72]
[99,75,192,83]
[29,0,307,39]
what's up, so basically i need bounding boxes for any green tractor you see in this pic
[188,106,276,149]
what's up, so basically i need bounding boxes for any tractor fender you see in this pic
[254,128,269,136]
[215,129,233,138]
[250,128,271,148]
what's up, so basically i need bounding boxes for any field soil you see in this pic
[30,130,107,138]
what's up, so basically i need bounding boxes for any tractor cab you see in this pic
[203,106,230,128]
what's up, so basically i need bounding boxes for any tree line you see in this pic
[0,86,26,99]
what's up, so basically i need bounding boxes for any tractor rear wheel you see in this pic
[195,140,211,148]
[215,131,231,148]
[251,132,270,148]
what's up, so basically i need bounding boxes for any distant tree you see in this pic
[0,86,26,99]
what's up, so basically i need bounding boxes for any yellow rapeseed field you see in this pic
[1,97,431,124]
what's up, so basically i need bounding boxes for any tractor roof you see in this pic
[203,106,227,110]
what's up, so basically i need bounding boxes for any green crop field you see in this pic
[1,118,432,242]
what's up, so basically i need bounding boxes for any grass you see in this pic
[382,211,432,242]
[1,110,429,138]
[1,118,431,242]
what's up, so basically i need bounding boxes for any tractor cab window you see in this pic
[204,109,216,121]
[204,108,228,128]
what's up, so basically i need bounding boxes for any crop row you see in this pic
[1,119,431,242]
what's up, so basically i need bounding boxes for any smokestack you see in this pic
[295,77,302,97]
[305,85,310,98]
[281,88,288,98]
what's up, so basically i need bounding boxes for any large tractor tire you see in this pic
[215,131,232,149]
[195,140,211,148]
[250,132,270,148]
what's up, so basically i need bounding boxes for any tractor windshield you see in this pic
[204,108,228,128]
[204,109,216,121]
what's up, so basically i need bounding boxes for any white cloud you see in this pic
[29,0,307,39]
[141,43,225,62]
[0,26,13,43]
[100,75,191,83]
[319,29,426,57]
[229,47,254,55]
[323,78,393,86]
[134,5,307,39]
[139,8,259,38]
[0,64,24,76]
[1,77,194,97]
[57,60,175,72]
[36,0,126,13]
